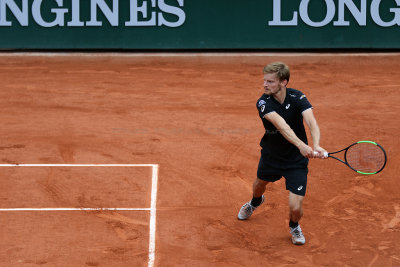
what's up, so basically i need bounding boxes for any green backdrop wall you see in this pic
[0,0,399,49]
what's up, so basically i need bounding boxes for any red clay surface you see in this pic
[0,53,399,266]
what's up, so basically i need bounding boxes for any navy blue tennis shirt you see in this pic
[256,88,312,169]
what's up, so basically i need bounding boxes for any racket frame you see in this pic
[327,141,387,175]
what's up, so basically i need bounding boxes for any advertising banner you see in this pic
[0,0,399,49]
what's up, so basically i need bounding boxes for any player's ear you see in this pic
[281,79,288,87]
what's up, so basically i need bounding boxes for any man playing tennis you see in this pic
[238,62,327,245]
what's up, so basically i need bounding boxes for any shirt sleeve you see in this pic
[257,99,275,118]
[297,93,312,113]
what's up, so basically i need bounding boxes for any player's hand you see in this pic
[313,146,328,159]
[299,144,314,158]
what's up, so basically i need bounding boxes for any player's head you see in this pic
[263,62,290,95]
[263,62,290,83]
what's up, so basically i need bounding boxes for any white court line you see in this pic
[0,163,159,267]
[0,208,150,211]
[0,52,400,57]
[0,164,156,167]
[148,164,159,267]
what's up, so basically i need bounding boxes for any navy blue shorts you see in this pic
[257,156,308,196]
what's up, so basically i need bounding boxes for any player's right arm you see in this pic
[264,112,314,158]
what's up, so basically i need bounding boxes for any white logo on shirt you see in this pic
[285,104,290,109]
[258,100,266,107]
[261,105,265,112]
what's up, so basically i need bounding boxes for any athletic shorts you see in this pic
[257,156,308,196]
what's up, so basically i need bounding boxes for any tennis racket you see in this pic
[323,141,387,175]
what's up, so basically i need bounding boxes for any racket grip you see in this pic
[313,151,329,158]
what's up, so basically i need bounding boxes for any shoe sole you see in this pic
[292,238,306,245]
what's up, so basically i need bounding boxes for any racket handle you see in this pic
[314,151,329,158]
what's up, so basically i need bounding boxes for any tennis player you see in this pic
[238,62,327,245]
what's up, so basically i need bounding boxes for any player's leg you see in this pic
[237,178,268,220]
[288,192,306,245]
[238,156,280,220]
[253,177,268,198]
[284,167,308,245]
[288,192,304,224]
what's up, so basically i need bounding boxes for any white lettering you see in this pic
[268,0,297,26]
[0,0,28,26]
[67,0,84,26]
[371,0,400,27]
[0,0,186,28]
[334,0,366,26]
[158,0,185,27]
[32,0,68,27]
[125,0,156,26]
[86,0,119,26]
[268,0,400,27]
[299,0,335,27]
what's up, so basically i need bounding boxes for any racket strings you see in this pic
[346,143,385,173]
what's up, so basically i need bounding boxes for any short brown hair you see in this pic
[263,62,290,82]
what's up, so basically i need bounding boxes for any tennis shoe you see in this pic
[290,225,306,245]
[237,195,265,220]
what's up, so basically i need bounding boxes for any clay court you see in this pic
[0,53,399,266]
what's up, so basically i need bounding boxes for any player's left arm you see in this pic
[302,108,328,159]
